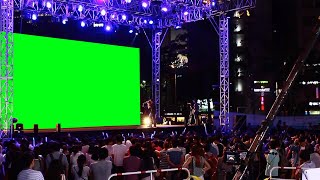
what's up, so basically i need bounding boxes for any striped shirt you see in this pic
[17,169,44,180]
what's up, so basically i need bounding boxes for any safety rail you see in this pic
[107,167,191,180]
[269,166,314,180]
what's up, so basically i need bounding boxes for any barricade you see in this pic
[107,167,191,180]
[269,166,314,180]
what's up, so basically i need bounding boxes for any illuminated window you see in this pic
[234,25,241,32]
[235,81,243,92]
[235,55,241,62]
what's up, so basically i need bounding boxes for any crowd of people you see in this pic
[0,123,319,180]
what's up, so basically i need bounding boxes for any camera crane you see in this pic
[233,16,320,180]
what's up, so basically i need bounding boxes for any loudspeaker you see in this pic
[16,123,23,131]
[56,124,61,133]
[34,124,38,135]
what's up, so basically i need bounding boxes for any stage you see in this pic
[23,124,192,134]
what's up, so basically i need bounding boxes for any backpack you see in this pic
[49,153,66,174]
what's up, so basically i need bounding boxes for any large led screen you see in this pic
[13,33,140,129]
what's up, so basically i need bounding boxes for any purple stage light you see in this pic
[46,1,52,8]
[106,25,111,31]
[143,19,147,24]
[211,1,215,6]
[80,21,85,27]
[125,0,132,3]
[31,13,37,20]
[142,2,148,8]
[161,7,168,12]
[129,29,133,33]
[111,14,116,19]
[122,14,127,20]
[183,11,188,16]
[149,20,153,24]
[101,9,106,16]
[78,5,83,12]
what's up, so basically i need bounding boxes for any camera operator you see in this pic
[264,140,280,179]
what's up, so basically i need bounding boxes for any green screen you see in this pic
[13,33,140,129]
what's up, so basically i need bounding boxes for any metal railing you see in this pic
[107,167,191,180]
[269,166,315,180]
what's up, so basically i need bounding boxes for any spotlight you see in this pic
[149,20,153,24]
[211,1,215,6]
[175,25,181,29]
[135,32,138,35]
[143,19,147,24]
[161,7,168,12]
[78,5,83,12]
[121,14,127,20]
[46,1,52,8]
[125,0,132,3]
[62,17,68,24]
[183,11,188,16]
[31,13,37,20]
[143,117,151,125]
[101,9,106,16]
[105,25,112,31]
[129,29,133,33]
[142,2,148,8]
[111,14,116,19]
[80,21,86,27]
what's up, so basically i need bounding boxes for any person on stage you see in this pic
[147,99,156,128]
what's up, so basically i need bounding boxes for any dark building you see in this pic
[274,0,320,115]
[229,0,273,114]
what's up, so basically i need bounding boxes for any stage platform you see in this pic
[24,124,195,134]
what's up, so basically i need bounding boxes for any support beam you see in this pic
[152,30,161,122]
[1,0,14,138]
[219,15,230,131]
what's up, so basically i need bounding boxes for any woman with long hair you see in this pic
[71,155,90,180]
[183,145,211,180]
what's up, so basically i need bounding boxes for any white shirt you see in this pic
[17,169,44,180]
[71,165,90,180]
[112,144,127,166]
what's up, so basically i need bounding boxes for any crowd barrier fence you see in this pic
[107,167,191,180]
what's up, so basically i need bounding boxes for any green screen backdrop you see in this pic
[13,33,140,129]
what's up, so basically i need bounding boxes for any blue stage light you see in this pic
[46,1,52,8]
[211,1,215,6]
[78,5,83,12]
[101,9,106,16]
[106,25,112,31]
[149,20,153,24]
[32,13,37,20]
[80,21,86,27]
[129,29,133,33]
[62,17,68,24]
[143,19,147,24]
[183,11,188,16]
[142,2,148,8]
[122,14,127,20]
[125,0,132,3]
[161,7,168,12]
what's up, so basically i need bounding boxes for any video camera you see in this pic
[224,151,247,165]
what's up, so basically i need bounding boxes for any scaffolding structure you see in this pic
[0,0,256,137]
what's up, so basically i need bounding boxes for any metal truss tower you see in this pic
[152,30,161,121]
[1,0,14,138]
[219,15,229,130]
